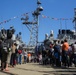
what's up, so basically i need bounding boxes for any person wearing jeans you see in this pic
[18,54,22,64]
[23,49,27,63]
[18,50,22,64]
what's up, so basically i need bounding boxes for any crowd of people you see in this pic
[37,39,76,68]
[0,27,76,72]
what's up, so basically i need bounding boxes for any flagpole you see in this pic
[60,18,62,34]
[65,19,67,35]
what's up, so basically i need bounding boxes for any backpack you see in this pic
[3,42,8,53]
[3,41,11,53]
[18,50,22,54]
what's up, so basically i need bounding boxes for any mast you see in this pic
[73,8,76,33]
[21,0,43,47]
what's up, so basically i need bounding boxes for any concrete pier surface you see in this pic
[0,63,76,75]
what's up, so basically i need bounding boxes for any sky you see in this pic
[0,0,76,45]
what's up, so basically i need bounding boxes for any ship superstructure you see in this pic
[57,29,76,44]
